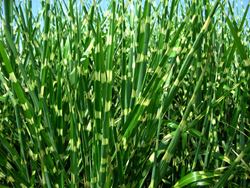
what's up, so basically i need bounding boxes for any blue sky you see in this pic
[1,0,249,22]
[30,0,249,20]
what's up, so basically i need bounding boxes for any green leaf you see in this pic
[173,171,221,188]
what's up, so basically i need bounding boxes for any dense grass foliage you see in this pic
[0,0,250,187]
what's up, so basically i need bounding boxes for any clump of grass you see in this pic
[0,0,249,187]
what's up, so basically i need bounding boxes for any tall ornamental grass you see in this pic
[0,0,249,187]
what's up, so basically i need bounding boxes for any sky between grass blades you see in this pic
[29,0,250,20]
